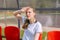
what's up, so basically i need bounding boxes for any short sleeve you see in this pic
[35,22,42,33]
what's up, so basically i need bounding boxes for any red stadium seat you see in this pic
[0,26,2,40]
[47,31,60,40]
[38,33,42,40]
[4,26,20,40]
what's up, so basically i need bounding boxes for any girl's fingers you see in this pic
[20,7,30,12]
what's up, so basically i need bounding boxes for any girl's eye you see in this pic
[28,11,31,13]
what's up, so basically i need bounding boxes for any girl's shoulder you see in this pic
[36,21,42,26]
[35,21,43,33]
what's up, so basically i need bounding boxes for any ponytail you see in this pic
[22,19,30,29]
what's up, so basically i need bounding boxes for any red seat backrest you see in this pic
[0,26,2,40]
[47,31,60,40]
[38,33,42,40]
[4,26,20,40]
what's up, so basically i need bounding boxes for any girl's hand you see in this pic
[20,7,30,12]
[13,7,30,16]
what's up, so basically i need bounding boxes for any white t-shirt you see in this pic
[22,16,42,40]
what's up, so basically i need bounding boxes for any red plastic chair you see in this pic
[0,26,2,40]
[4,26,20,40]
[47,31,60,40]
[38,33,42,40]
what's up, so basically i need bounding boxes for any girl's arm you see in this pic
[34,22,42,40]
[34,33,40,40]
[13,7,29,20]
[34,32,42,40]
[13,10,22,19]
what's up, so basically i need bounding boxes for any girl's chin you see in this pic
[27,17,30,19]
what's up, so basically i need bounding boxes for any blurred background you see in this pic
[0,0,60,40]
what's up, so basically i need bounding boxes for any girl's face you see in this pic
[26,8,35,20]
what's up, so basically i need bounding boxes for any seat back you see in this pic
[5,26,20,40]
[0,26,2,40]
[38,33,42,40]
[47,31,60,40]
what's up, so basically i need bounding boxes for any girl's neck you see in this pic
[29,18,36,24]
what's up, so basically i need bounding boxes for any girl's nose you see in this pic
[26,13,29,16]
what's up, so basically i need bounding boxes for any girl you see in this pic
[13,7,42,40]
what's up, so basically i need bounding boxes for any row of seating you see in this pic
[0,26,42,40]
[0,26,60,40]
[0,26,20,40]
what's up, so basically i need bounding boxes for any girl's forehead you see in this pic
[27,8,33,11]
